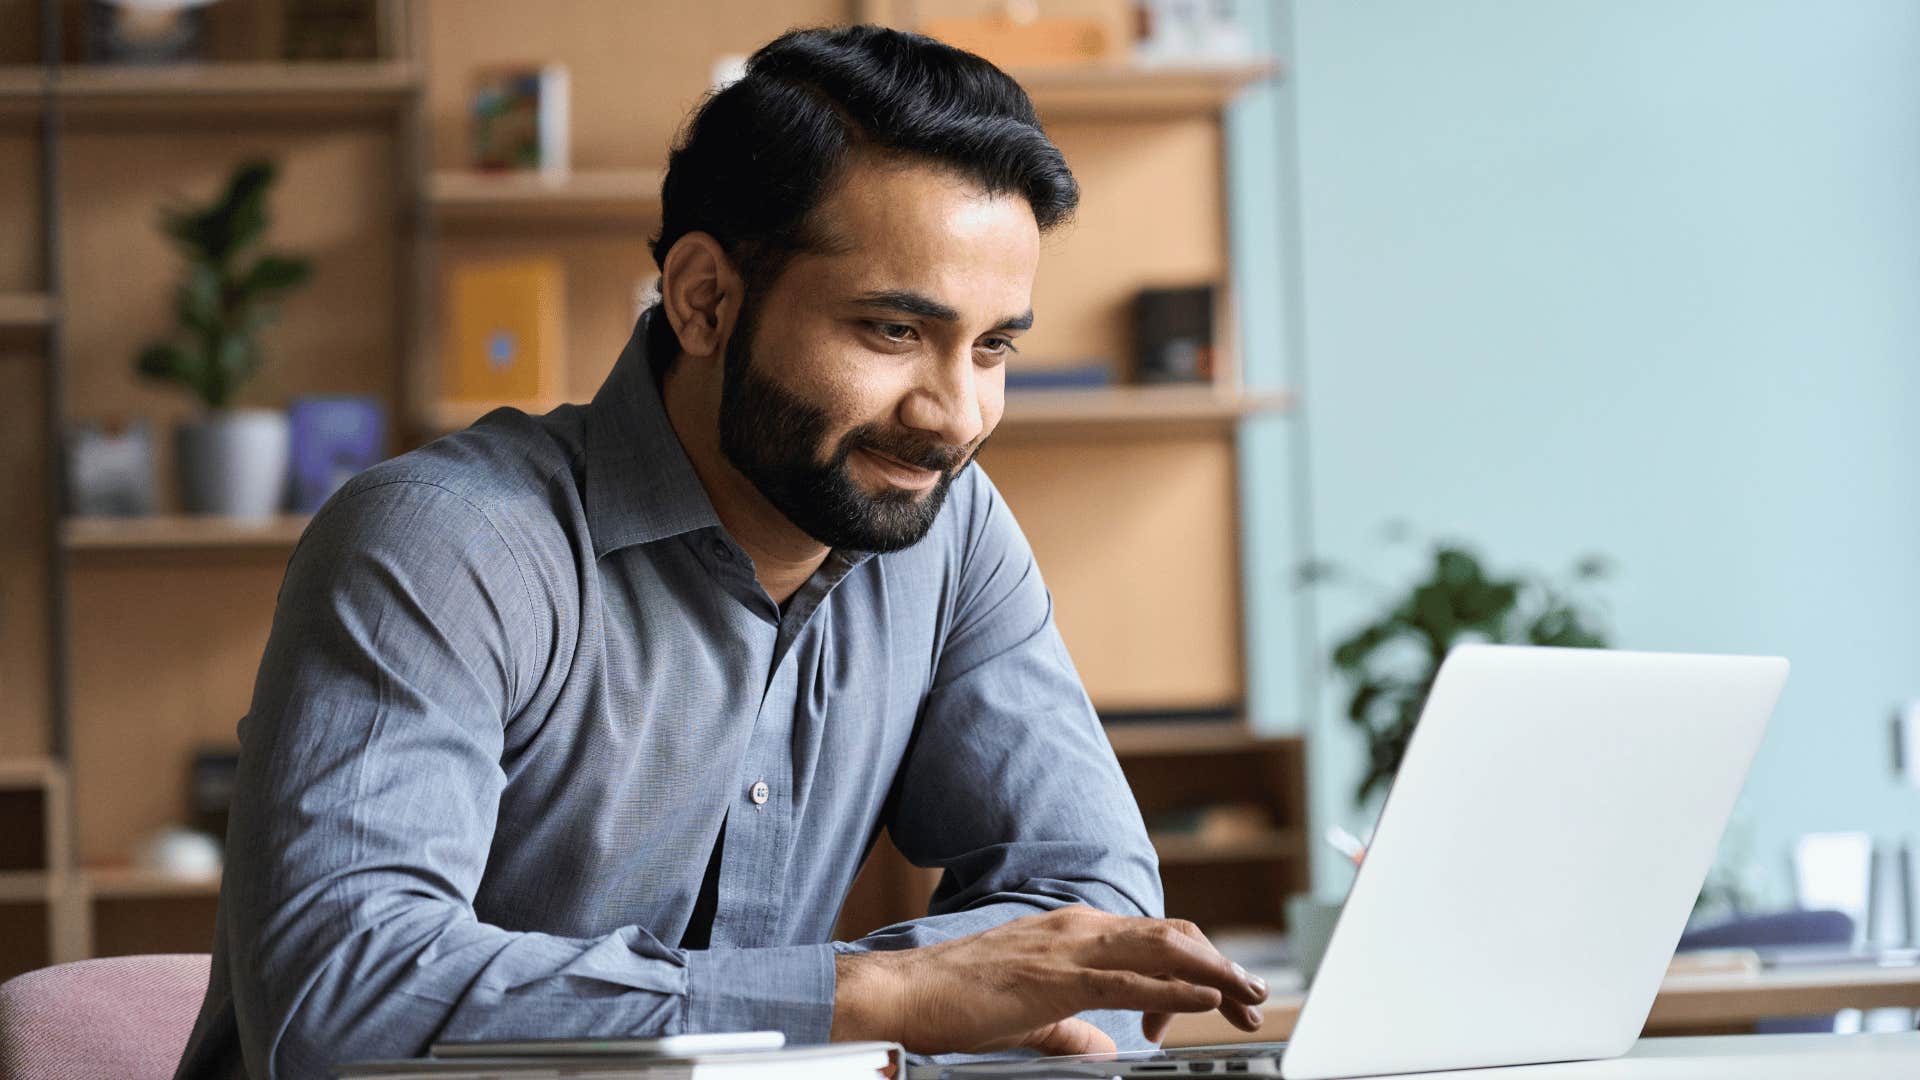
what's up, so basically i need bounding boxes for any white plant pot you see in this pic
[177,408,290,518]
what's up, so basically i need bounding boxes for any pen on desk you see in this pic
[1325,825,1367,866]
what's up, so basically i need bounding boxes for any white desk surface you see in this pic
[1363,1031,1920,1079]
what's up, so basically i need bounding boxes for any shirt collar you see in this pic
[582,314,722,558]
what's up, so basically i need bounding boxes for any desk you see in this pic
[1164,963,1920,1046]
[1353,1031,1920,1078]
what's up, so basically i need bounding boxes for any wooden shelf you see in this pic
[1105,720,1275,757]
[0,757,61,791]
[428,167,665,223]
[1151,830,1305,865]
[81,866,219,900]
[1000,385,1291,431]
[0,293,56,329]
[1014,59,1281,119]
[0,61,419,120]
[63,514,311,552]
[422,387,1287,438]
[421,397,568,435]
[0,870,61,903]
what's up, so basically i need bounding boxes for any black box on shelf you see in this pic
[1133,284,1216,384]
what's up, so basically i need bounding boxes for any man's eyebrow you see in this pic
[851,290,1034,333]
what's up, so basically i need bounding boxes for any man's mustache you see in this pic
[846,426,975,474]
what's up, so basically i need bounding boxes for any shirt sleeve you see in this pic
[834,467,1167,1054]
[214,480,835,1080]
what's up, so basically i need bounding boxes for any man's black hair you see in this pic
[644,23,1078,373]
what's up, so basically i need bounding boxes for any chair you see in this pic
[0,954,210,1080]
[1677,909,1854,1034]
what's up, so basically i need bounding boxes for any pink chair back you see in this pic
[0,954,210,1080]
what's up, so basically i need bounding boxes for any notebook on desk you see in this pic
[920,645,1790,1080]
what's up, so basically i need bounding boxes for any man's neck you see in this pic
[660,361,830,607]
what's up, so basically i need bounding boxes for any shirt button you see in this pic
[749,780,770,805]
[711,539,733,562]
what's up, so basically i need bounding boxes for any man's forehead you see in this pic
[794,160,1040,319]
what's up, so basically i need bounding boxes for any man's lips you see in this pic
[857,447,944,492]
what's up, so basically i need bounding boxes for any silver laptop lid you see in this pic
[1282,645,1786,1079]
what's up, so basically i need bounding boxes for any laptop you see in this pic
[920,644,1788,1079]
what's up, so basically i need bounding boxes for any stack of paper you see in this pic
[335,1038,900,1079]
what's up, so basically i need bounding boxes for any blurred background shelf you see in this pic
[1001,385,1292,429]
[3,61,421,118]
[0,293,57,329]
[428,167,666,223]
[79,867,221,901]
[419,386,1291,438]
[0,870,61,903]
[1106,720,1273,757]
[1151,831,1306,865]
[62,515,312,553]
[1013,60,1281,118]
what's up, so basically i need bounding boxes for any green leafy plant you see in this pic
[136,159,313,409]
[1301,528,1614,805]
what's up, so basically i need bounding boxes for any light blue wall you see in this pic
[1234,0,1920,900]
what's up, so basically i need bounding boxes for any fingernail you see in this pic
[1249,1006,1265,1026]
[1251,973,1268,995]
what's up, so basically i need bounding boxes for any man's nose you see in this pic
[899,352,985,450]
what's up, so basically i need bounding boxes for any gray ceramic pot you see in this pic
[176,408,290,518]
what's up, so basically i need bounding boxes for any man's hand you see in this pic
[829,906,1268,1057]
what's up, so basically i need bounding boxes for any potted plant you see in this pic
[137,159,312,518]
[1301,529,1614,805]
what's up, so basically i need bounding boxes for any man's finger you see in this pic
[1142,1010,1173,1044]
[1074,968,1223,1013]
[1087,921,1264,1004]
[1021,1017,1118,1058]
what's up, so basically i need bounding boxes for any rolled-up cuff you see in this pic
[682,943,837,1044]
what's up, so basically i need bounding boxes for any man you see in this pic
[176,25,1268,1080]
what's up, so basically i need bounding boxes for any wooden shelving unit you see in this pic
[1011,59,1280,118]
[428,167,666,223]
[1001,384,1291,429]
[0,61,419,119]
[8,1,1308,970]
[81,866,222,900]
[421,385,1290,439]
[1151,831,1306,866]
[0,292,57,329]
[62,515,312,553]
[0,758,77,980]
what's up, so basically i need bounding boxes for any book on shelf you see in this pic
[1004,361,1114,391]
[443,258,566,405]
[472,64,571,173]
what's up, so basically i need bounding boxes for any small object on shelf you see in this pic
[1147,802,1276,847]
[189,748,240,847]
[85,0,215,64]
[925,8,1116,69]
[64,418,156,518]
[1132,0,1256,67]
[281,0,381,61]
[1004,361,1113,391]
[442,257,565,405]
[471,64,571,173]
[134,825,222,881]
[289,396,386,513]
[1133,283,1215,383]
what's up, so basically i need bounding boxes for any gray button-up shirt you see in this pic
[176,320,1163,1079]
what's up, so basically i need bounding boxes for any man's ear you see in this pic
[660,232,744,363]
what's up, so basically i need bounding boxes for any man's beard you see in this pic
[716,307,979,554]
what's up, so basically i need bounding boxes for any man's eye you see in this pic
[978,337,1020,358]
[870,322,918,343]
